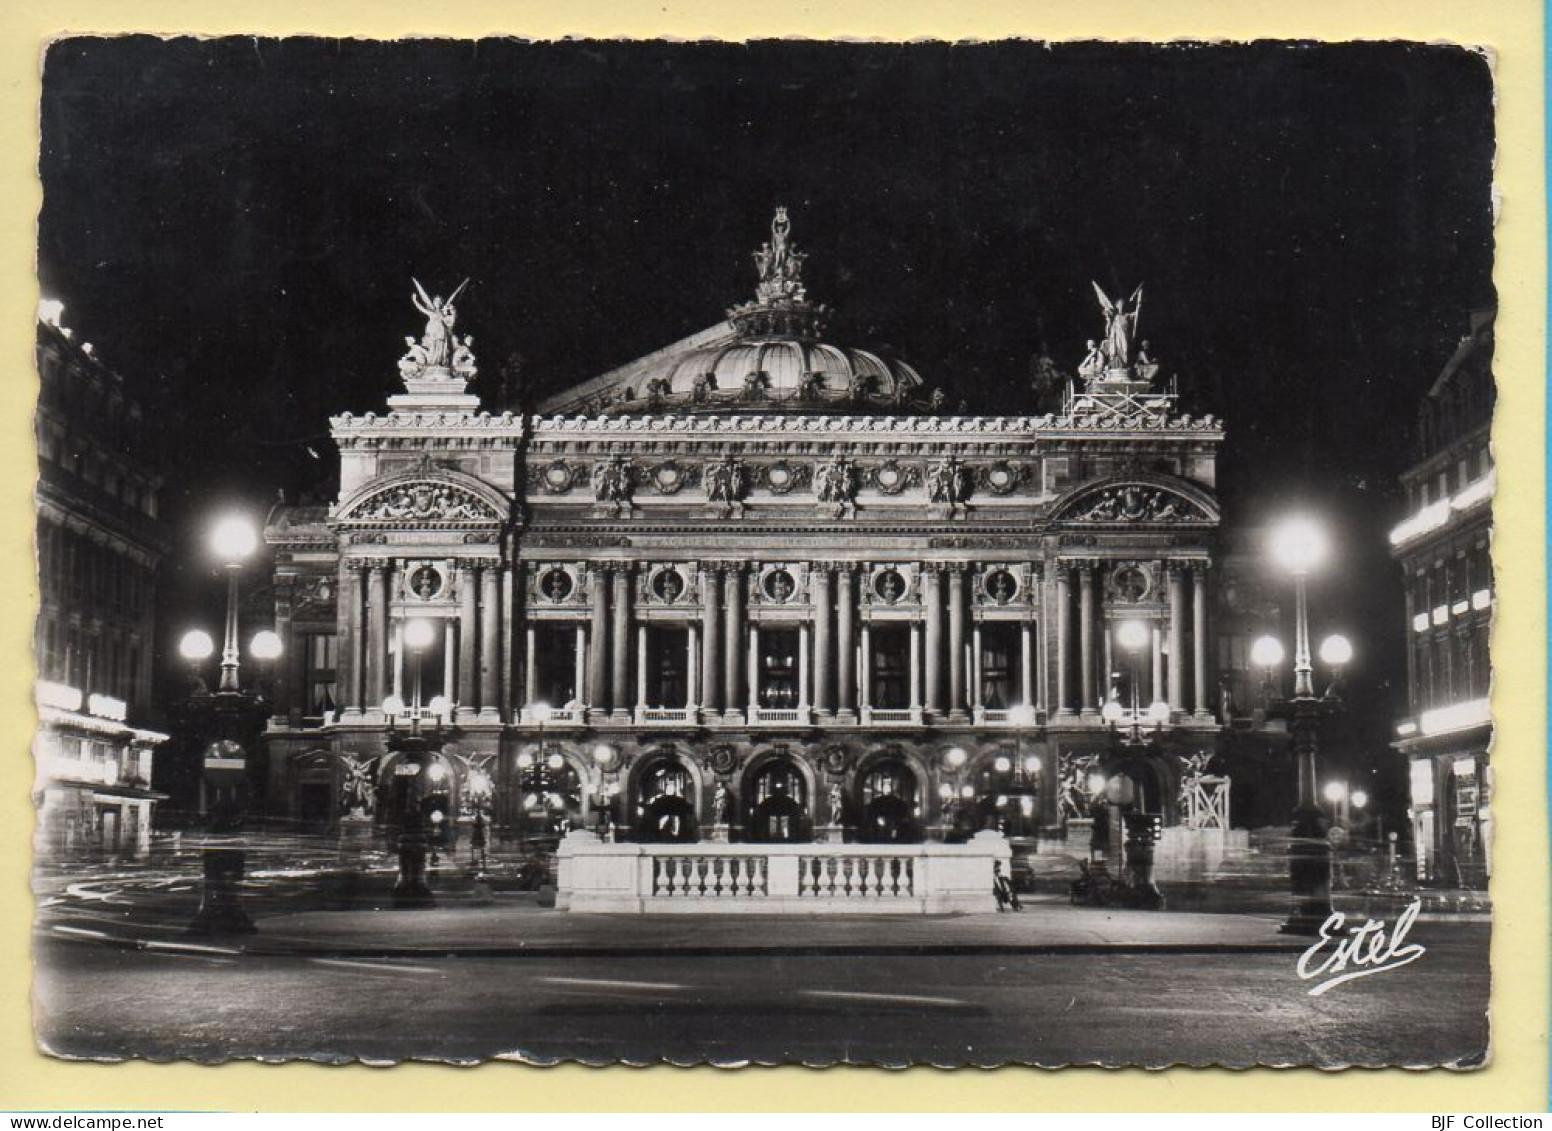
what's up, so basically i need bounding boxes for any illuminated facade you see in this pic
[33,315,168,857]
[1390,309,1494,888]
[260,211,1259,877]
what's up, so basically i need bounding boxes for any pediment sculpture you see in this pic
[350,480,498,523]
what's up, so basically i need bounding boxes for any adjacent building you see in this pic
[1390,310,1495,889]
[259,211,1279,875]
[33,310,168,858]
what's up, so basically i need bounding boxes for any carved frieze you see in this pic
[348,481,501,524]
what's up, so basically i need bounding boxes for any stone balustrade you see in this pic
[556,828,1010,914]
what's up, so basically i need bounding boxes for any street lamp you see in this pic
[182,513,273,935]
[1266,513,1351,936]
[210,514,258,694]
[387,618,439,906]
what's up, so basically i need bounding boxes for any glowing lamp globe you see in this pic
[1270,516,1328,575]
[1148,700,1172,725]
[381,694,406,717]
[427,761,448,783]
[1323,781,1346,804]
[945,747,968,769]
[1008,704,1036,727]
[1250,635,1285,669]
[516,751,535,770]
[1350,790,1368,810]
[546,752,565,770]
[1116,620,1149,651]
[1319,634,1354,668]
[249,629,283,661]
[403,618,436,651]
[428,695,451,717]
[1023,756,1042,775]
[210,515,258,565]
[959,784,975,800]
[179,629,215,661]
[937,783,955,801]
[993,756,1012,774]
[528,701,554,724]
[592,743,617,768]
[1101,697,1125,723]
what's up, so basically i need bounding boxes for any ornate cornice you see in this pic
[529,412,1222,438]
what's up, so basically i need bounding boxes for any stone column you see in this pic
[686,624,699,711]
[479,565,501,718]
[701,565,722,713]
[924,566,944,716]
[1150,623,1164,708]
[723,566,745,720]
[636,624,648,712]
[1020,622,1033,711]
[1055,564,1073,717]
[588,567,609,712]
[367,561,390,711]
[446,621,459,704]
[1168,563,1186,713]
[500,565,515,720]
[457,563,478,712]
[1193,564,1211,718]
[860,622,873,710]
[523,623,537,706]
[1033,564,1047,715]
[797,622,811,713]
[611,566,632,720]
[972,624,984,711]
[573,623,587,708]
[274,577,297,721]
[1078,563,1096,717]
[392,620,405,701]
[747,623,760,715]
[948,565,969,721]
[836,566,857,719]
[812,565,834,715]
[345,562,367,715]
[908,622,921,711]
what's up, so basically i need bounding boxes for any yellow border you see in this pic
[1,0,1544,1113]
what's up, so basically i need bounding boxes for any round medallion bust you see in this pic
[539,567,574,602]
[651,567,686,603]
[983,568,1018,604]
[763,568,798,603]
[874,568,907,604]
[409,564,444,600]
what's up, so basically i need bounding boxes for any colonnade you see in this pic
[1051,558,1212,719]
[332,556,507,720]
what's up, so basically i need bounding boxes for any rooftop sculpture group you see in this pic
[400,278,478,382]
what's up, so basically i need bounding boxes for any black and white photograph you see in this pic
[31,37,1495,1068]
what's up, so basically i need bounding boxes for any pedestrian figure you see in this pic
[993,861,1021,912]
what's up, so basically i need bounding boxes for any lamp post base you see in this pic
[188,846,258,935]
[1280,804,1334,936]
[393,835,435,907]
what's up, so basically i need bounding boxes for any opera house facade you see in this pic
[259,211,1247,878]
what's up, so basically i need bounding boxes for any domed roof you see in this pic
[539,208,937,415]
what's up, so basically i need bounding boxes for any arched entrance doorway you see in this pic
[745,758,811,843]
[857,756,923,843]
[634,755,699,843]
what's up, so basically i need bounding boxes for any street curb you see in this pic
[46,930,1311,959]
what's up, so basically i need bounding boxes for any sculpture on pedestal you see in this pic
[1091,282,1144,372]
[400,278,477,382]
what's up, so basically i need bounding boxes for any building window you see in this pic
[534,623,577,707]
[978,622,1020,710]
[757,627,800,708]
[304,633,338,715]
[644,625,688,708]
[869,626,910,709]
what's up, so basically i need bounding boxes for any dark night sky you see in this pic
[37,38,1495,799]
